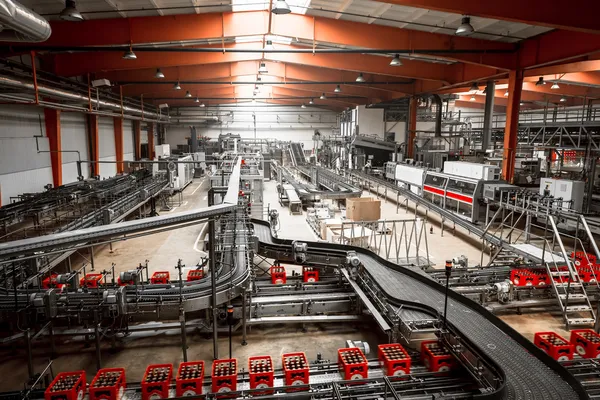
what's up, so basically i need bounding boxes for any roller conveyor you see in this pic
[252,220,588,399]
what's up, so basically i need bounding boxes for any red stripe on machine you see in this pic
[423,185,444,195]
[447,191,473,204]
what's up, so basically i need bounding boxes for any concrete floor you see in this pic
[0,175,572,391]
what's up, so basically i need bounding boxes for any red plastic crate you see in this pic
[571,329,600,359]
[302,267,319,283]
[510,269,536,286]
[534,332,575,361]
[80,274,103,289]
[421,341,456,373]
[150,271,170,285]
[89,368,126,400]
[282,353,309,390]
[248,356,274,394]
[176,361,204,396]
[211,359,237,393]
[141,364,172,400]
[338,347,368,380]
[186,270,204,282]
[42,273,66,290]
[270,266,286,284]
[378,344,411,376]
[45,371,86,400]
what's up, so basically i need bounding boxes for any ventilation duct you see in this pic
[0,0,51,42]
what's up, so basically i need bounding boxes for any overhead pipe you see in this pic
[0,0,51,42]
[0,73,165,121]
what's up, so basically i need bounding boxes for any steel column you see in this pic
[407,97,417,158]
[502,70,524,183]
[482,80,496,151]
[88,114,100,176]
[147,122,155,160]
[209,218,218,360]
[133,120,142,160]
[113,117,124,174]
[44,109,62,187]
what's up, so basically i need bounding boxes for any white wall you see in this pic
[0,105,53,205]
[356,105,384,139]
[123,119,135,161]
[61,112,89,183]
[98,117,116,178]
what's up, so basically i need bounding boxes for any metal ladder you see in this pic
[546,216,596,329]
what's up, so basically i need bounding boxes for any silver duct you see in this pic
[0,0,51,42]
[0,73,162,120]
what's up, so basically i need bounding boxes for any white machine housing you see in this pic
[443,161,500,181]
[395,163,427,195]
[155,144,171,158]
[539,178,585,212]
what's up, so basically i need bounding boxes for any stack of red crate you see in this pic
[282,352,309,390]
[270,266,286,284]
[571,329,600,359]
[302,267,319,283]
[510,269,537,286]
[45,371,86,400]
[80,273,103,288]
[534,332,574,361]
[186,270,204,282]
[248,356,274,394]
[421,341,456,373]
[150,271,170,284]
[141,364,172,400]
[176,361,204,396]
[211,359,237,393]
[378,344,411,376]
[89,368,126,400]
[338,347,368,380]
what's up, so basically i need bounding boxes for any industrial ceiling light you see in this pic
[551,82,560,90]
[334,85,342,93]
[60,0,84,21]
[390,54,402,66]
[122,46,137,60]
[195,97,199,103]
[173,82,182,90]
[469,82,479,93]
[301,103,306,108]
[535,77,546,86]
[320,93,326,99]
[519,101,524,106]
[504,90,509,97]
[258,62,268,74]
[309,98,314,105]
[185,91,192,98]
[155,68,165,79]
[560,96,567,102]
[272,0,291,15]
[265,40,274,50]
[252,98,256,104]
[456,16,475,36]
[356,73,365,83]
[469,95,476,101]
[199,102,206,107]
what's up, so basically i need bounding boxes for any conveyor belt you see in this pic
[253,220,588,399]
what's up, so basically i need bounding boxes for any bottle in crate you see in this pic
[211,359,237,393]
[89,368,126,400]
[150,271,170,285]
[302,266,319,283]
[378,344,411,376]
[338,347,368,380]
[141,364,172,400]
[176,361,204,396]
[248,356,274,394]
[534,332,574,361]
[186,270,204,282]
[282,352,309,391]
[45,371,86,400]
[421,341,456,373]
[571,329,600,359]
[270,266,286,284]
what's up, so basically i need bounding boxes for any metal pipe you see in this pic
[180,308,188,362]
[209,218,218,360]
[0,1,51,42]
[241,290,248,346]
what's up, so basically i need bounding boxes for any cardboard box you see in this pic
[346,198,381,221]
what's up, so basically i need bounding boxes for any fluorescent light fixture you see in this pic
[155,68,165,79]
[560,96,567,102]
[356,73,365,83]
[185,91,192,98]
[265,40,274,50]
[334,85,341,93]
[320,93,326,99]
[173,82,182,90]
[469,95,476,101]
[122,47,137,60]
[504,90,509,97]
[195,97,200,103]
[390,54,402,66]
[91,79,111,88]
[60,0,84,21]
[272,0,291,14]
[469,82,479,93]
[258,62,268,74]
[301,103,306,108]
[551,82,560,90]
[456,16,474,36]
[535,77,545,86]
[158,103,169,109]
[309,98,314,104]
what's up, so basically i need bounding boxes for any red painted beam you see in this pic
[519,30,600,70]
[114,117,124,174]
[44,109,62,187]
[502,70,524,183]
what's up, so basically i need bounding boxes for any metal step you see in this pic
[550,271,571,276]
[559,294,587,300]
[554,282,582,287]
[568,318,596,326]
[566,305,593,312]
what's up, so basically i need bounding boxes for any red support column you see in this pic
[502,70,524,183]
[407,97,417,158]
[133,120,142,160]
[88,114,99,176]
[113,117,124,174]
[147,123,155,160]
[44,109,62,187]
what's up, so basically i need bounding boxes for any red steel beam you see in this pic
[113,117,124,174]
[44,109,62,187]
[518,30,600,70]
[502,70,523,183]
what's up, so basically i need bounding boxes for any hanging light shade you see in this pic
[334,85,342,93]
[195,97,200,103]
[551,82,560,90]
[560,96,567,102]
[272,0,291,15]
[301,103,306,109]
[456,16,474,36]
[469,82,479,93]
[185,91,192,98]
[60,0,84,21]
[504,90,509,97]
[469,95,476,101]
[309,99,314,105]
[199,102,206,107]
[258,62,268,74]
[356,73,365,83]
[173,82,182,90]
[535,77,546,86]
[265,40,274,50]
[122,46,137,60]
[390,54,402,66]
[320,93,326,100]
[155,68,165,79]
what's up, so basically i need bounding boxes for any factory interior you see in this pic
[1,0,600,399]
